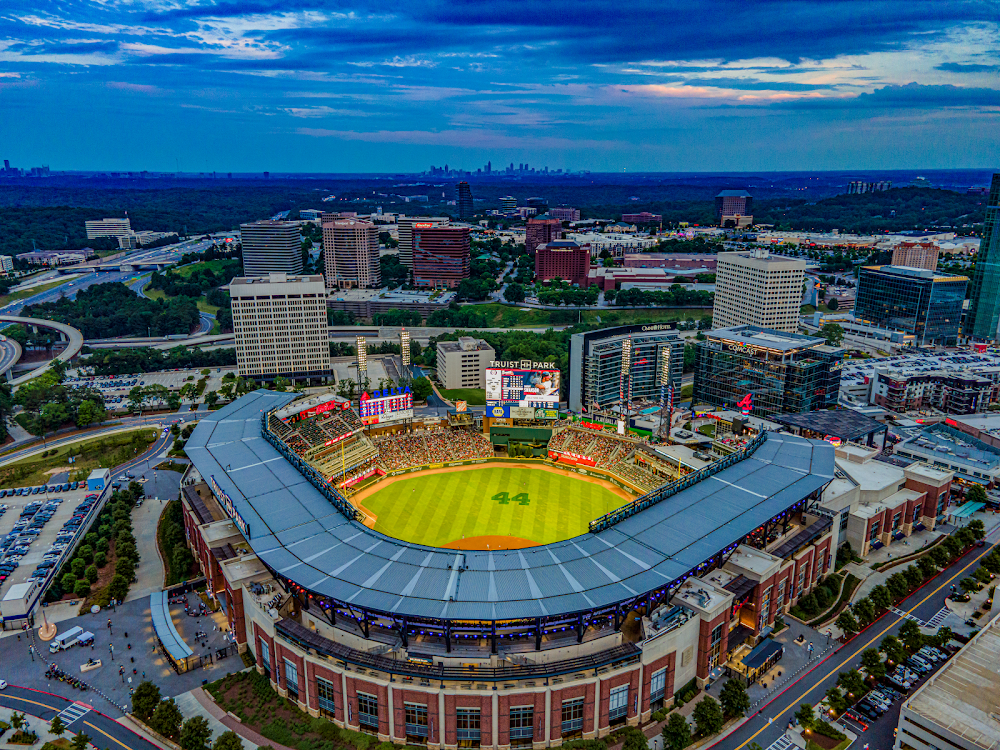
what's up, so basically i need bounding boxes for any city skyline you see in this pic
[0,1,997,173]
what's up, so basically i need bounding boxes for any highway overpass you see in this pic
[0,316,85,386]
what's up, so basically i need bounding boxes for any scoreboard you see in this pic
[359,386,414,426]
[485,368,560,407]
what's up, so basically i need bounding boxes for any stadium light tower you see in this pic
[356,335,367,395]
[400,328,411,383]
[619,337,632,419]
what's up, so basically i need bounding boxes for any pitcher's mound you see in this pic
[442,535,537,550]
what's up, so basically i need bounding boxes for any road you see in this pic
[0,315,86,386]
[0,335,22,377]
[711,538,999,750]
[0,684,160,750]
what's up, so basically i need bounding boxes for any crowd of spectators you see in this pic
[373,429,494,471]
[610,460,661,492]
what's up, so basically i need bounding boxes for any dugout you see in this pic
[490,425,552,458]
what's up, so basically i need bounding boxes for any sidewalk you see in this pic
[175,687,289,750]
[0,709,85,749]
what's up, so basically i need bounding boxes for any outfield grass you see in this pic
[361,466,628,547]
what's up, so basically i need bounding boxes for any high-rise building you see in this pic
[525,217,563,255]
[456,181,474,219]
[855,265,968,346]
[535,240,591,287]
[568,324,683,413]
[436,337,496,390]
[498,196,517,213]
[964,173,1000,341]
[891,241,939,270]
[412,225,471,289]
[230,273,330,381]
[693,326,844,417]
[397,216,448,268]
[240,220,303,276]
[85,217,132,239]
[322,218,380,289]
[526,197,548,213]
[714,190,753,225]
[621,212,662,224]
[712,249,805,333]
[0,255,14,274]
[549,206,581,222]
[847,180,892,194]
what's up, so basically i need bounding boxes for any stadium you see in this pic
[180,389,838,748]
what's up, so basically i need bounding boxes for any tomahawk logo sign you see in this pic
[736,392,753,415]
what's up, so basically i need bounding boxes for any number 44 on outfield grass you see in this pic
[493,492,530,506]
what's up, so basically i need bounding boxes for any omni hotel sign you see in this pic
[210,475,251,539]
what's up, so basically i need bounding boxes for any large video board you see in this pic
[359,386,413,426]
[486,360,560,407]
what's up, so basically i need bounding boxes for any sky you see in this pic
[1,0,998,173]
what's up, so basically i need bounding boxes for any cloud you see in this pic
[106,81,162,93]
[296,127,614,150]
[936,61,1000,73]
[780,82,1000,109]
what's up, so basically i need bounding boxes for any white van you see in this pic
[49,626,83,653]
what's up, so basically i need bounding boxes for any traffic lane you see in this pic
[713,542,996,750]
[111,430,175,482]
[0,684,160,750]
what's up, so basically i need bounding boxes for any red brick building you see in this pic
[412,225,471,289]
[535,240,591,287]
[526,217,563,256]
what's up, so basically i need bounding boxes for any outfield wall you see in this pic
[374,456,648,496]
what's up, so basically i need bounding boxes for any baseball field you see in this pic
[354,464,632,549]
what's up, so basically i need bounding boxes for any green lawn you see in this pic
[0,277,73,307]
[439,388,486,405]
[146,286,220,316]
[363,466,627,546]
[172,258,234,278]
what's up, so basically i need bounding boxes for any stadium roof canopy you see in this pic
[186,391,836,622]
[773,409,887,443]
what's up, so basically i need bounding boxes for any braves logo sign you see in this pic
[736,392,753,415]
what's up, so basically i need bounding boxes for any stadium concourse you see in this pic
[181,390,839,748]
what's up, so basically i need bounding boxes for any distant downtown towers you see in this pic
[965,174,1000,341]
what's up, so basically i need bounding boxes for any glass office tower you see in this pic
[855,265,968,346]
[965,174,1000,341]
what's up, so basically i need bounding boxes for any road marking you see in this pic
[728,545,994,750]
[925,607,950,628]
[1,695,63,713]
[764,735,794,750]
[57,702,92,725]
[83,720,139,750]
[889,607,925,625]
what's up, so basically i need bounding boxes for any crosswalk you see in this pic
[56,702,92,726]
[764,734,795,750]
[925,607,950,628]
[890,607,926,626]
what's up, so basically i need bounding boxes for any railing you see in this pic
[276,618,641,682]
[588,430,769,533]
[261,410,364,524]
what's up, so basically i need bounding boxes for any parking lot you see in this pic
[65,367,238,408]
[0,484,100,603]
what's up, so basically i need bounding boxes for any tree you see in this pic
[108,574,129,602]
[880,635,907,665]
[869,584,892,611]
[662,713,691,750]
[179,716,213,750]
[10,712,25,733]
[968,518,986,541]
[825,686,848,714]
[61,572,77,592]
[904,564,924,590]
[620,726,648,750]
[85,565,99,584]
[150,699,183,740]
[131,682,162,722]
[719,680,750,718]
[917,556,938,579]
[212,732,245,750]
[172,547,195,579]
[692,696,724,737]
[411,376,432,402]
[837,669,866,699]
[205,391,219,407]
[827,297,840,311]
[70,732,91,750]
[853,597,875,625]
[76,399,106,428]
[960,576,979,594]
[795,703,815,730]
[819,322,845,346]
[886,572,910,599]
[836,610,859,637]
[860,648,885,680]
[504,283,526,303]
[899,619,924,651]
[50,716,66,737]
[934,626,954,648]
[74,579,91,597]
[967,484,988,507]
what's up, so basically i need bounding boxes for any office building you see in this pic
[436,337,496,389]
[412,225,471,289]
[397,216,448,268]
[230,273,330,381]
[526,197,548,212]
[891,242,940,271]
[456,181,474,219]
[549,206,581,222]
[712,249,805,333]
[535,240,591,287]
[847,180,891,194]
[568,324,684,413]
[621,212,662,224]
[895,610,1000,750]
[526,217,563,255]
[870,369,993,415]
[322,218,380,289]
[693,326,844,417]
[85,217,131,239]
[240,220,303,276]
[964,173,1000,341]
[498,196,517,213]
[715,190,753,225]
[854,265,968,346]
[0,255,12,274]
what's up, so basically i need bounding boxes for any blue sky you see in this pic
[1,0,998,173]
